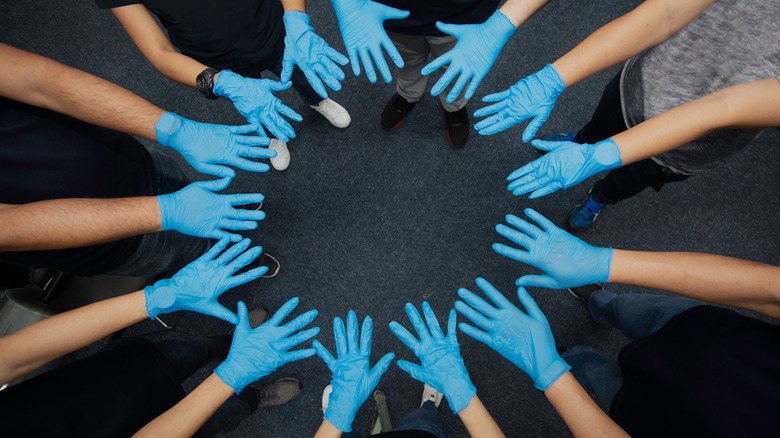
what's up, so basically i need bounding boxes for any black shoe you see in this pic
[250,377,302,409]
[381,93,417,130]
[258,253,280,278]
[445,107,470,148]
[567,283,604,303]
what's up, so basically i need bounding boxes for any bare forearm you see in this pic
[0,43,164,141]
[313,420,343,438]
[281,0,306,13]
[0,197,162,252]
[0,291,148,384]
[544,373,629,438]
[552,0,715,87]
[614,78,780,164]
[134,373,234,437]
[458,395,506,438]
[499,0,548,27]
[610,250,780,318]
[112,4,212,89]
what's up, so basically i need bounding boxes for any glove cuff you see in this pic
[490,10,517,41]
[215,362,252,395]
[324,406,356,432]
[595,247,613,284]
[155,193,175,232]
[143,283,177,319]
[212,69,241,98]
[154,112,182,147]
[593,138,623,169]
[283,10,311,27]
[539,63,566,94]
[534,357,572,391]
[143,285,161,319]
[446,380,477,414]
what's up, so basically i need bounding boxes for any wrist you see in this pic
[534,356,572,391]
[490,10,517,37]
[445,379,477,414]
[143,283,176,319]
[154,112,183,147]
[539,63,566,95]
[155,193,176,232]
[593,138,623,169]
[212,69,241,98]
[283,10,311,26]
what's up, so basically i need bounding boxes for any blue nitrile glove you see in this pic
[144,238,267,323]
[330,0,410,83]
[455,278,571,391]
[281,11,349,99]
[493,208,612,289]
[157,177,265,242]
[474,64,566,140]
[312,311,395,432]
[389,302,476,414]
[215,298,319,393]
[421,10,516,103]
[506,138,622,198]
[155,112,275,178]
[213,70,303,142]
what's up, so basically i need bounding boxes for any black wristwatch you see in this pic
[196,68,220,100]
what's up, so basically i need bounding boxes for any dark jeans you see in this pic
[249,55,322,106]
[563,291,702,405]
[574,70,689,205]
[343,402,448,438]
[104,147,210,277]
[154,336,258,438]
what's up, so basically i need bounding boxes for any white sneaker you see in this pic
[321,384,333,415]
[421,383,443,408]
[269,138,290,171]
[310,98,351,128]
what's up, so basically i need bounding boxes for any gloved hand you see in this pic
[493,208,612,289]
[155,112,275,178]
[455,278,571,391]
[216,298,319,393]
[474,64,566,140]
[144,238,267,322]
[389,302,476,414]
[506,138,622,198]
[329,0,410,83]
[157,177,265,242]
[313,311,395,432]
[421,10,516,103]
[213,70,303,142]
[281,11,349,99]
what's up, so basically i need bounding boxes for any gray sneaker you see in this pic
[253,377,302,408]
[248,307,269,329]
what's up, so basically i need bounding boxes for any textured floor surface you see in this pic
[2,0,779,436]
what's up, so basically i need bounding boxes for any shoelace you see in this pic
[580,196,605,217]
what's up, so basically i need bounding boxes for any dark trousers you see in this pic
[155,337,258,437]
[574,70,689,205]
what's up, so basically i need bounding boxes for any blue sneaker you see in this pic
[541,131,577,142]
[567,187,606,231]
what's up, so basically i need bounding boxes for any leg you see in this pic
[193,392,256,438]
[574,70,627,144]
[592,158,691,205]
[425,35,466,112]
[389,32,432,103]
[393,402,448,438]
[562,346,623,406]
[153,336,231,383]
[587,290,702,341]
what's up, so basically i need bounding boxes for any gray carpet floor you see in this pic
[2,0,779,436]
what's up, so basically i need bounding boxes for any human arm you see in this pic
[135,298,319,437]
[389,302,504,437]
[505,78,780,198]
[456,278,627,437]
[312,310,394,433]
[328,0,410,83]
[422,0,548,103]
[280,1,348,99]
[493,209,780,319]
[0,238,265,385]
[475,0,716,138]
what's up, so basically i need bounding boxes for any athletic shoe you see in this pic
[567,187,606,231]
[381,93,417,130]
[258,253,280,278]
[248,307,269,329]
[445,107,469,148]
[269,139,290,171]
[567,283,604,303]
[420,383,443,408]
[541,131,577,142]
[321,384,333,414]
[310,98,351,128]
[253,377,302,408]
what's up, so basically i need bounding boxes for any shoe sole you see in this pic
[447,131,466,148]
[260,254,281,278]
